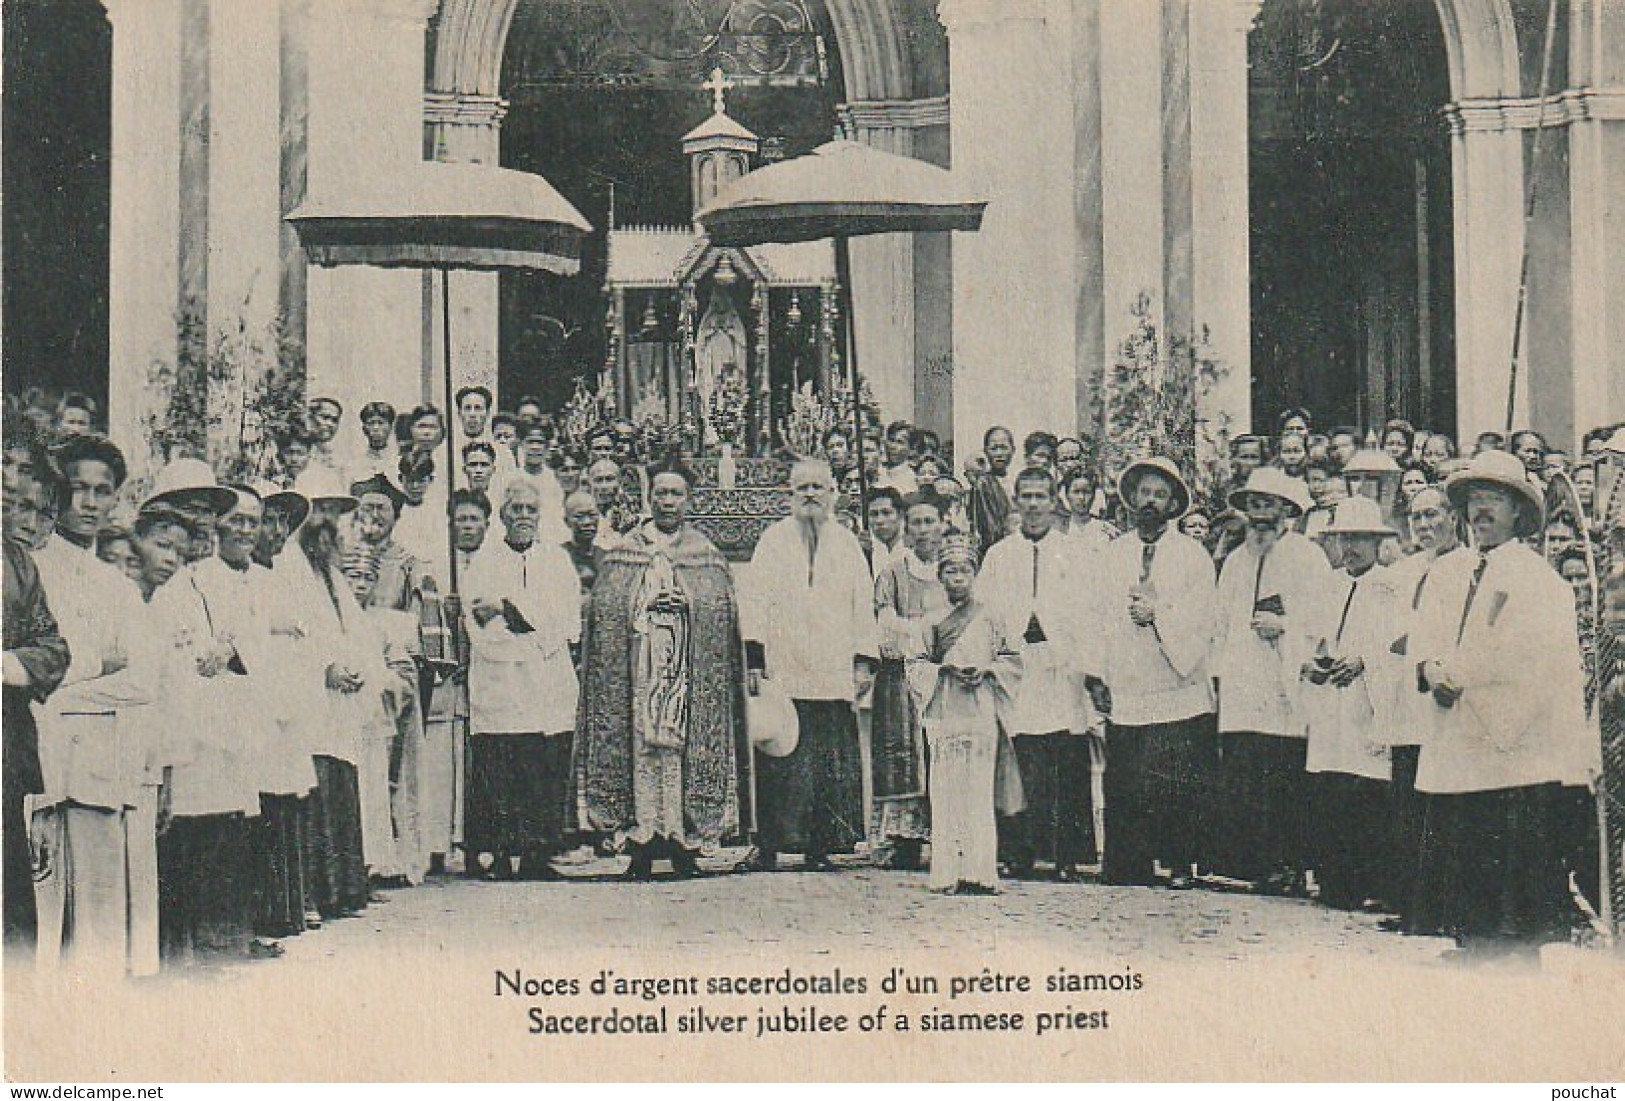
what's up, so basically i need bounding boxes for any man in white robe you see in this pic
[1379,484,1461,928]
[32,436,158,976]
[743,459,878,871]
[1095,457,1217,888]
[462,480,580,880]
[287,468,376,919]
[1213,466,1331,893]
[138,465,265,964]
[1301,496,1402,910]
[1410,450,1598,956]
[978,466,1101,880]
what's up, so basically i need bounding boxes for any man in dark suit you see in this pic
[3,436,70,948]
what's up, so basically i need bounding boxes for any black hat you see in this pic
[350,473,407,515]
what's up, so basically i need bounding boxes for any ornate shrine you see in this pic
[604,68,839,458]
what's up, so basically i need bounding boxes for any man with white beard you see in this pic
[743,459,879,872]
[1213,466,1330,895]
[462,479,580,880]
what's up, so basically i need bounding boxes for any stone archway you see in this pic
[1241,0,1521,448]
[424,0,952,436]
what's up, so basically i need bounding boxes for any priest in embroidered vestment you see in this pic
[574,459,750,880]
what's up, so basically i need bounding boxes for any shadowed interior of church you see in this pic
[1,0,112,407]
[490,0,845,436]
[1249,0,1455,434]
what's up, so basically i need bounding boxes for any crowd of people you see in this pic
[2,382,1621,981]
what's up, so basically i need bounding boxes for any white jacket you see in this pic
[744,516,878,702]
[977,526,1099,735]
[463,540,580,735]
[1411,541,1598,793]
[1096,528,1217,727]
[1214,531,1334,738]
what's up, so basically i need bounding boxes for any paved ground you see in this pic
[274,850,1450,965]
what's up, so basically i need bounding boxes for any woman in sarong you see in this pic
[870,493,949,869]
[573,459,750,880]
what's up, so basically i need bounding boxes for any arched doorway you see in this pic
[426,0,951,439]
[494,0,841,417]
[1248,0,1456,438]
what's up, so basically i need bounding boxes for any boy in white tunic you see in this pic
[908,537,1022,894]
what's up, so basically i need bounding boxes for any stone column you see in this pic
[1565,20,1625,446]
[835,98,949,429]
[425,91,506,417]
[303,0,438,425]
[939,0,1075,462]
[1187,0,1258,442]
[1442,100,1527,442]
[101,0,184,474]
[205,0,283,467]
[1097,0,1165,395]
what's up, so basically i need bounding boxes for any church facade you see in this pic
[77,0,1625,477]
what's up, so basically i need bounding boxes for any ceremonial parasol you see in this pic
[696,139,987,527]
[286,160,592,590]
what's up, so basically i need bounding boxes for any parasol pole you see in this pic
[1503,0,1560,435]
[833,234,870,534]
[441,265,459,596]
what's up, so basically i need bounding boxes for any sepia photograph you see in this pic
[2,0,1623,1085]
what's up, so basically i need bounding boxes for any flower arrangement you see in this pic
[706,364,749,449]
[140,303,306,492]
[1096,292,1232,507]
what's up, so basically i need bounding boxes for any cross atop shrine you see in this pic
[701,66,732,115]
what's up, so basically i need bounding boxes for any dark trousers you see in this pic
[1414,782,1574,946]
[1103,716,1217,885]
[304,757,368,918]
[1310,772,1393,910]
[254,793,310,939]
[465,733,572,859]
[998,733,1095,871]
[756,701,864,858]
[158,812,254,961]
[1389,746,1425,925]
[3,699,42,946]
[1218,732,1309,882]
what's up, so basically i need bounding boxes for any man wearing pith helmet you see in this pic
[1408,449,1598,960]
[1095,456,1217,889]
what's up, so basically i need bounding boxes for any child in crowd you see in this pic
[907,537,1023,895]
